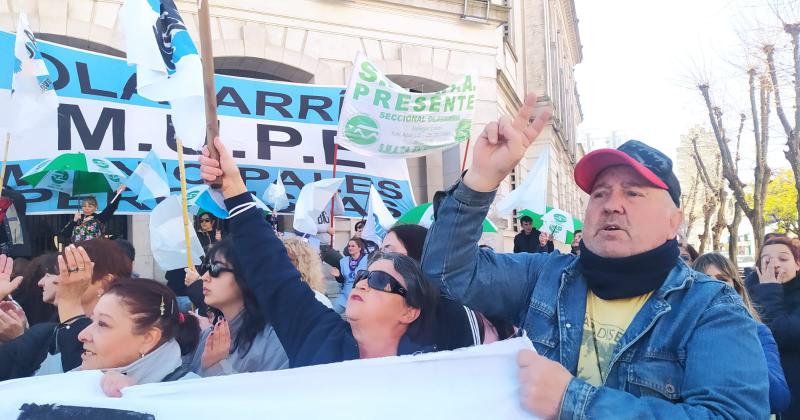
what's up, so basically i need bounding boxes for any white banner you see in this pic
[0,338,537,420]
[336,52,477,158]
[0,32,416,218]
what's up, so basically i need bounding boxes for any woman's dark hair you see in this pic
[74,239,133,283]
[14,254,58,325]
[205,238,265,355]
[104,278,200,356]
[367,251,438,342]
[386,224,429,262]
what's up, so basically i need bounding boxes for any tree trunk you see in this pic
[699,198,716,254]
[728,202,743,271]
[711,187,727,252]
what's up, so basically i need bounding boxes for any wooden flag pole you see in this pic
[177,138,194,269]
[0,133,9,197]
[460,138,471,172]
[329,143,339,244]
[198,0,220,171]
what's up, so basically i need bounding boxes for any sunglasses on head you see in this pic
[355,270,407,298]
[202,261,234,277]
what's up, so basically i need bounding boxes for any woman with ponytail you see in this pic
[77,278,200,397]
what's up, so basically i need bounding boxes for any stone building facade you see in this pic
[1,0,585,275]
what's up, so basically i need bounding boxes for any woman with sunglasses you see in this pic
[693,253,790,415]
[184,239,289,376]
[199,138,438,367]
[195,213,222,252]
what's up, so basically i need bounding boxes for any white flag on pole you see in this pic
[149,195,205,270]
[263,172,290,212]
[496,149,549,216]
[9,12,59,135]
[293,178,344,235]
[361,185,396,245]
[118,0,206,150]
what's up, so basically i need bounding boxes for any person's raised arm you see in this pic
[96,184,126,224]
[421,94,551,324]
[199,138,344,364]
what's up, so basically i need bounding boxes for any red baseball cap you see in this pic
[574,140,680,207]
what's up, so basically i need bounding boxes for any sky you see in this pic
[573,0,797,177]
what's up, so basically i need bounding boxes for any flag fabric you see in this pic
[293,178,344,235]
[495,149,549,217]
[9,12,58,134]
[186,185,270,219]
[361,185,396,245]
[263,172,290,212]
[149,195,204,270]
[118,0,206,149]
[126,150,170,202]
[539,207,577,243]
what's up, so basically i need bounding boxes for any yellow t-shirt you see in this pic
[577,290,653,386]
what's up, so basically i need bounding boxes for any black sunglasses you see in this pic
[202,261,234,277]
[355,270,407,298]
[199,218,212,222]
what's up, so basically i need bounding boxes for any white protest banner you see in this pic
[336,52,476,158]
[0,32,416,219]
[0,337,538,420]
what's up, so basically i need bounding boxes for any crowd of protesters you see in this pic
[0,95,797,419]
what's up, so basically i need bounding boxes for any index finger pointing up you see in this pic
[512,93,539,131]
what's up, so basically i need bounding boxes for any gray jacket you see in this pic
[185,310,289,377]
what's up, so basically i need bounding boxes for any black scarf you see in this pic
[578,239,680,300]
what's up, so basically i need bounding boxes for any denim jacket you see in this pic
[421,181,769,419]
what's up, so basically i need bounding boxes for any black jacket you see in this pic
[0,322,55,380]
[226,193,433,368]
[0,188,32,258]
[748,271,800,418]
[513,229,554,253]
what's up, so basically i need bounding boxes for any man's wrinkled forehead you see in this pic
[590,165,664,193]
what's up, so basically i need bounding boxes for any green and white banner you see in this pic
[336,53,477,158]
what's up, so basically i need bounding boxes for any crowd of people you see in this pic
[0,93,798,418]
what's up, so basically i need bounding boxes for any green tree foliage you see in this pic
[764,169,799,235]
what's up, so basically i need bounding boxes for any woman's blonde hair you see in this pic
[282,237,325,294]
[693,253,761,323]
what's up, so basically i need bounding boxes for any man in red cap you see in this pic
[421,93,768,418]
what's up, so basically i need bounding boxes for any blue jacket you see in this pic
[333,254,368,314]
[225,193,432,368]
[421,181,769,419]
[756,323,791,413]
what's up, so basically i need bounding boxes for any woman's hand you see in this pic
[0,301,27,343]
[199,137,247,199]
[215,229,222,241]
[757,257,795,284]
[201,319,231,369]
[101,371,136,398]
[330,267,341,278]
[0,255,23,301]
[184,267,201,287]
[55,245,95,321]
[73,211,82,222]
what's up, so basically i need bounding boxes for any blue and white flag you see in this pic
[263,172,290,212]
[361,184,396,245]
[9,12,58,135]
[119,0,206,150]
[126,150,170,202]
[495,149,549,216]
[186,185,270,219]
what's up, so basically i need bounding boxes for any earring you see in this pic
[159,296,165,316]
[139,352,144,358]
